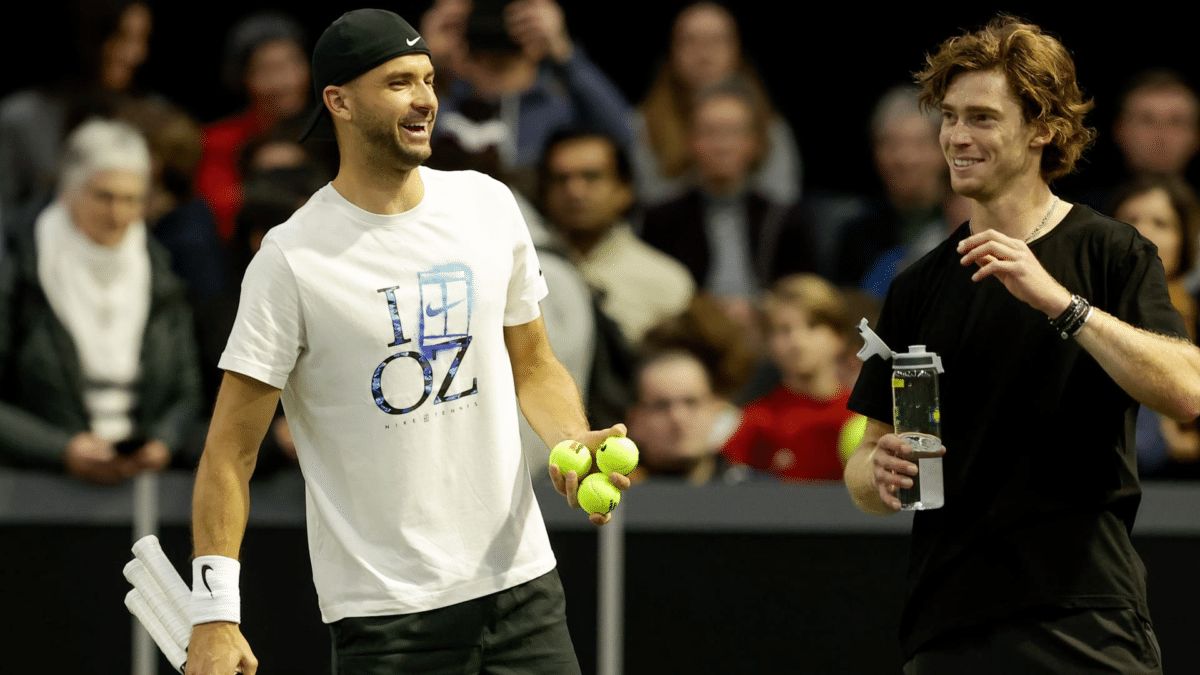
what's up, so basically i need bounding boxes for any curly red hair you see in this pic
[916,15,1096,182]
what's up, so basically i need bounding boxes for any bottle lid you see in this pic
[893,345,945,373]
[855,318,893,363]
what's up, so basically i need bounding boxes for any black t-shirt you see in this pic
[848,204,1189,658]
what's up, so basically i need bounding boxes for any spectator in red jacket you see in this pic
[194,11,310,241]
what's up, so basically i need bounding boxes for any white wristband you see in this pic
[190,555,241,625]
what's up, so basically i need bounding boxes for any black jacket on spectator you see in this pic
[0,206,202,470]
[639,187,813,288]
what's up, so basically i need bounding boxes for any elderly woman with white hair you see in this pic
[0,118,201,483]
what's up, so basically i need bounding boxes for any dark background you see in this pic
[4,2,1199,200]
[4,524,1196,673]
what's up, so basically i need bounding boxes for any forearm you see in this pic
[1074,308,1200,422]
[192,435,255,559]
[192,372,277,559]
[514,352,590,451]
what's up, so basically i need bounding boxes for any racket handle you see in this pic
[132,535,192,620]
[124,559,192,651]
[126,589,188,673]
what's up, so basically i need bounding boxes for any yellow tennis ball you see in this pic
[838,414,868,463]
[578,473,621,515]
[549,439,592,476]
[597,436,639,475]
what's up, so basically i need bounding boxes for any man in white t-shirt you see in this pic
[186,9,630,675]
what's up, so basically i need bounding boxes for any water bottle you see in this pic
[891,346,944,510]
[856,320,945,511]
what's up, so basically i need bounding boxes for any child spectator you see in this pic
[722,274,860,480]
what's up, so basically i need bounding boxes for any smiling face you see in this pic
[333,53,437,171]
[939,69,1049,202]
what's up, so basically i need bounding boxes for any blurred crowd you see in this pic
[2,0,1199,494]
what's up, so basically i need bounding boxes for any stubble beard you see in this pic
[361,117,432,175]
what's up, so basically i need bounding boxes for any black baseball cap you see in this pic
[298,9,431,142]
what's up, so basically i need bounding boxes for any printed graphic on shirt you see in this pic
[371,263,479,415]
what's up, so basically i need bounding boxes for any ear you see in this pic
[1030,121,1053,149]
[324,84,352,123]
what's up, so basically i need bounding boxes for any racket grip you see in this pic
[124,559,192,651]
[126,589,188,673]
[132,535,192,620]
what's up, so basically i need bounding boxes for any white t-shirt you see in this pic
[220,168,556,623]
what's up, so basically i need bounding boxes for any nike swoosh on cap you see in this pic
[407,36,420,46]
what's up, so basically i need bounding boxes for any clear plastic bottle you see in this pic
[891,346,944,510]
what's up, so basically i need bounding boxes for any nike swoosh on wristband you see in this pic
[201,564,214,597]
[407,36,420,46]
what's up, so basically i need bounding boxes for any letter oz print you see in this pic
[372,264,479,415]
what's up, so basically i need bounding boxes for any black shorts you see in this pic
[903,607,1162,675]
[329,569,581,675]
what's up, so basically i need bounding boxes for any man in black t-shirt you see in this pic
[843,17,1200,674]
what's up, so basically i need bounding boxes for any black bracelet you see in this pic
[1049,295,1092,339]
[1050,295,1083,332]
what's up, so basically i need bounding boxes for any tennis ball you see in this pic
[578,473,621,515]
[597,436,639,475]
[838,414,868,463]
[549,439,591,476]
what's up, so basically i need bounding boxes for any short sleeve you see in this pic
[218,236,305,389]
[1111,233,1189,340]
[502,185,549,326]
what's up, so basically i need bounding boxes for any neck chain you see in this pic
[1024,195,1059,242]
[968,195,1059,242]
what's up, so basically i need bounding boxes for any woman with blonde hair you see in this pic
[632,2,801,207]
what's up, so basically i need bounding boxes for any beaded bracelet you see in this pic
[1050,294,1093,339]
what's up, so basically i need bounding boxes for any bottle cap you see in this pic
[893,345,945,373]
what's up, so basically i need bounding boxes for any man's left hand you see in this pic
[957,229,1073,317]
[548,423,632,526]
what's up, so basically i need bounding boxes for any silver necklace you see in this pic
[967,195,1059,242]
[1024,195,1059,243]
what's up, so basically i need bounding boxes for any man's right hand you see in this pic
[869,433,945,511]
[185,622,257,675]
[870,434,920,511]
[845,419,947,515]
